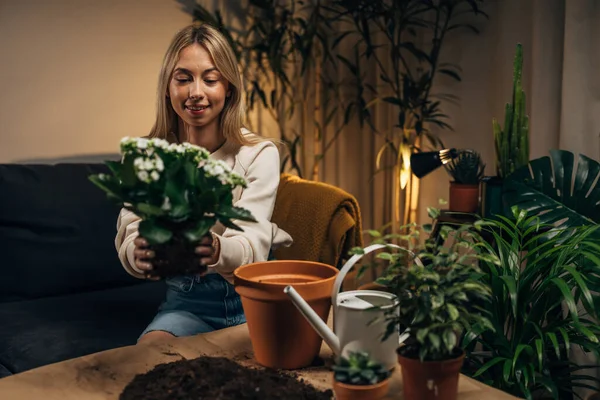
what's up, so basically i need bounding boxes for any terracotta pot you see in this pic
[397,350,465,400]
[333,377,390,400]
[233,260,338,369]
[449,182,480,213]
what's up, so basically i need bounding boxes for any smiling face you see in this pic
[168,43,230,134]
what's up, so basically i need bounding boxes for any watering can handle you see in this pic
[331,243,422,308]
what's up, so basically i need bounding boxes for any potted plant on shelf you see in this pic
[371,216,495,400]
[482,43,530,219]
[444,150,485,213]
[332,351,391,400]
[89,137,256,278]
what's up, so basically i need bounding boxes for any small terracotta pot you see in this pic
[333,377,390,400]
[234,260,338,370]
[397,350,465,400]
[449,182,480,213]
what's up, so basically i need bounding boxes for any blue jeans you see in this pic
[139,273,246,339]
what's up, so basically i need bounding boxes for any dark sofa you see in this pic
[0,163,166,378]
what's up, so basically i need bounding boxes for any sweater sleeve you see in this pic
[207,141,281,283]
[115,208,146,279]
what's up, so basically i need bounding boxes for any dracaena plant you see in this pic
[462,207,600,399]
[332,351,390,386]
[353,210,496,362]
[89,137,256,276]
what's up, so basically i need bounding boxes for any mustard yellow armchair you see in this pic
[271,173,364,269]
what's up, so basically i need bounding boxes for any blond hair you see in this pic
[148,23,260,146]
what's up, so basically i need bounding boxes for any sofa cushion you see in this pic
[0,280,165,377]
[0,363,11,379]
[0,163,139,302]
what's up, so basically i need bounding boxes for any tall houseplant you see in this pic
[462,207,600,399]
[191,1,343,179]
[328,0,488,225]
[482,43,530,218]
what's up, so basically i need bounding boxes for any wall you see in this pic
[0,0,191,163]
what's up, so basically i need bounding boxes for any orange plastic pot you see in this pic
[397,350,465,400]
[449,182,480,213]
[234,260,338,369]
[333,377,390,400]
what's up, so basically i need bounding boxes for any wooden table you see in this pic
[0,323,519,399]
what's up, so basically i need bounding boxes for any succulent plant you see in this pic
[493,43,530,179]
[445,150,485,185]
[332,351,390,386]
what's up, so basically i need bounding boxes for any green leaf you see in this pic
[534,339,543,370]
[139,220,172,245]
[217,206,257,222]
[551,277,579,321]
[88,176,121,199]
[367,229,382,237]
[416,328,429,344]
[428,332,441,350]
[512,344,532,374]
[136,203,164,217]
[503,359,512,384]
[504,150,600,230]
[447,303,459,321]
[105,160,122,176]
[120,155,136,186]
[499,275,518,316]
[220,218,244,232]
[558,327,571,353]
[438,68,461,81]
[473,357,505,378]
[183,219,215,242]
[564,265,595,313]
[442,330,457,352]
[545,332,561,359]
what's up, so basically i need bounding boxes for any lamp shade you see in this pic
[411,149,458,178]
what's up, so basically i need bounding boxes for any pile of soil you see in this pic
[119,356,333,400]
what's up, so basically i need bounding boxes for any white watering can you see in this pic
[284,243,421,370]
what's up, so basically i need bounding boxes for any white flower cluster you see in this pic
[198,158,245,186]
[133,154,164,183]
[118,136,245,187]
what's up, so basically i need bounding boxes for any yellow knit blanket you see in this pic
[271,173,364,268]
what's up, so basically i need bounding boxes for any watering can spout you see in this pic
[283,285,341,355]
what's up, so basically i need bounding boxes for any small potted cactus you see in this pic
[332,351,391,400]
[444,150,485,213]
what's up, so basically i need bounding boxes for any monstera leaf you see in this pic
[503,149,600,228]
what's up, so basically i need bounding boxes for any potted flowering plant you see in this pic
[332,351,391,400]
[89,137,256,278]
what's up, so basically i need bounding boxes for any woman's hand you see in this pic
[134,234,220,279]
[195,234,220,266]
[133,236,159,280]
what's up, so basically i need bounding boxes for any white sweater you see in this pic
[114,134,293,284]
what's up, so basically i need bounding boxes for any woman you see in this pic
[115,23,292,343]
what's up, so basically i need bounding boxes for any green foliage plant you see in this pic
[493,43,530,179]
[462,207,600,399]
[445,150,485,185]
[351,209,496,362]
[327,0,488,173]
[332,351,390,385]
